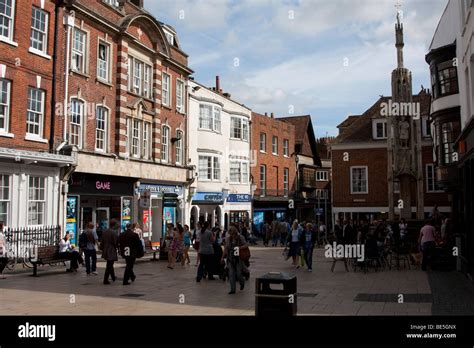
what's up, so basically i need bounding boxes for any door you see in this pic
[95,208,110,241]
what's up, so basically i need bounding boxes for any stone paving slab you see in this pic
[0,246,469,316]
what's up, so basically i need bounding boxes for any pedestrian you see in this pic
[334,220,343,243]
[399,218,408,242]
[192,222,201,266]
[263,221,271,247]
[280,220,289,247]
[59,233,82,273]
[301,223,317,272]
[182,224,192,265]
[82,222,98,276]
[101,219,119,284]
[196,221,216,282]
[222,226,247,294]
[167,226,178,269]
[318,221,328,247]
[418,220,437,271]
[287,221,301,268]
[176,224,185,266]
[0,222,8,279]
[119,224,143,285]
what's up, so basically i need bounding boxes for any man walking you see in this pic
[418,220,437,271]
[119,224,144,285]
[101,219,119,285]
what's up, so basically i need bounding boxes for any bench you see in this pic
[144,240,159,261]
[30,245,69,277]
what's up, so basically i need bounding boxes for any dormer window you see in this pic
[372,119,387,139]
[103,0,120,8]
[163,30,174,46]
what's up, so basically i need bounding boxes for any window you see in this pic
[437,61,458,97]
[97,41,110,82]
[26,88,45,137]
[229,161,248,184]
[316,189,328,199]
[142,122,151,160]
[422,116,431,138]
[69,99,83,147]
[242,162,248,184]
[104,0,119,7]
[260,165,266,196]
[394,179,400,193]
[164,30,174,46]
[28,176,46,226]
[161,125,169,162]
[131,120,140,158]
[198,155,220,181]
[351,166,368,194]
[176,80,184,113]
[95,106,107,152]
[128,56,152,98]
[283,168,289,196]
[441,122,455,164]
[199,104,221,132]
[316,171,328,181]
[0,0,14,41]
[260,133,266,152]
[162,73,171,107]
[0,174,10,226]
[373,120,387,139]
[272,136,278,154]
[72,28,87,73]
[230,117,248,141]
[175,130,183,165]
[0,79,10,132]
[30,7,48,54]
[426,164,442,192]
[283,139,289,156]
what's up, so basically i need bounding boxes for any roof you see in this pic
[334,89,431,144]
[278,115,311,145]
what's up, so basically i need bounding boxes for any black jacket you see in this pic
[119,230,143,258]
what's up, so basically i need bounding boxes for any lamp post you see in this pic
[291,151,300,222]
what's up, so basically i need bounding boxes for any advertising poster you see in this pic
[121,197,132,232]
[162,207,175,239]
[142,210,149,233]
[66,196,78,246]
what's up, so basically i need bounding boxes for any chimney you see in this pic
[264,112,268,117]
[216,76,220,94]
[271,112,274,118]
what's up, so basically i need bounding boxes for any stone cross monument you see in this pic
[387,9,425,220]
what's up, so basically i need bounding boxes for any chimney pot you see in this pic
[271,112,274,118]
[216,76,220,94]
[264,112,268,117]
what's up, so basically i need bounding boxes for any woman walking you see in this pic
[182,225,192,265]
[196,221,215,282]
[101,219,119,284]
[222,226,248,294]
[192,222,202,266]
[287,221,302,268]
[83,222,98,276]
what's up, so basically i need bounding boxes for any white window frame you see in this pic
[230,116,249,141]
[350,166,368,194]
[69,98,84,148]
[26,87,45,138]
[176,79,184,113]
[260,133,266,152]
[95,105,108,152]
[162,72,171,107]
[103,0,120,8]
[161,125,170,163]
[421,116,431,138]
[0,174,10,226]
[316,171,328,182]
[0,79,11,134]
[199,104,221,132]
[175,129,183,165]
[373,119,387,139]
[283,139,289,157]
[272,136,278,155]
[260,165,266,196]
[0,0,15,43]
[128,56,152,99]
[283,167,289,196]
[229,161,249,184]
[131,119,141,158]
[198,155,221,182]
[71,27,87,74]
[142,122,151,160]
[213,107,221,132]
[426,164,443,193]
[164,30,174,46]
[30,6,48,55]
[27,176,46,227]
[97,40,111,82]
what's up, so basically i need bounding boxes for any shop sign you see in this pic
[139,184,183,196]
[192,192,224,204]
[227,194,251,203]
[69,174,134,196]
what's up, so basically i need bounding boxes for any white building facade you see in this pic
[187,79,252,231]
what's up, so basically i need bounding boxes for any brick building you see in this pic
[315,136,335,227]
[250,112,296,230]
[0,0,76,229]
[59,0,193,244]
[331,90,451,224]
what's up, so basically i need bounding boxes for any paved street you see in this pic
[2,246,471,316]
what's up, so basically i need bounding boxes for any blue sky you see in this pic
[145,0,448,138]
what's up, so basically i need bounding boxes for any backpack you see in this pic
[79,232,88,249]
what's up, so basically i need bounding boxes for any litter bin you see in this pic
[255,272,297,317]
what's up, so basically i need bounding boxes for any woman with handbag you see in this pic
[222,226,248,294]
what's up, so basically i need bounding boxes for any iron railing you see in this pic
[2,225,61,261]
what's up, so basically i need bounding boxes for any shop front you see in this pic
[189,192,224,229]
[226,194,251,230]
[67,173,137,243]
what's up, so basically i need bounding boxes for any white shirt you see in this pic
[59,239,71,253]
[291,229,299,242]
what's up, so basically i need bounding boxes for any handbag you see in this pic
[239,238,251,262]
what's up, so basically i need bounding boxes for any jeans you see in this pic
[123,257,136,284]
[272,236,279,246]
[197,253,213,280]
[228,260,244,292]
[59,252,79,270]
[421,241,436,271]
[84,249,97,274]
[303,245,314,270]
[0,257,7,274]
[104,260,115,283]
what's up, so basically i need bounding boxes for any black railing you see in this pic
[2,225,61,261]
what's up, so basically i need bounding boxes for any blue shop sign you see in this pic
[192,192,224,204]
[227,194,251,203]
[139,184,183,196]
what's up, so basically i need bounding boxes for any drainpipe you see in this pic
[49,1,62,152]
[63,10,74,142]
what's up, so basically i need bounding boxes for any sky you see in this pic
[145,0,448,138]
